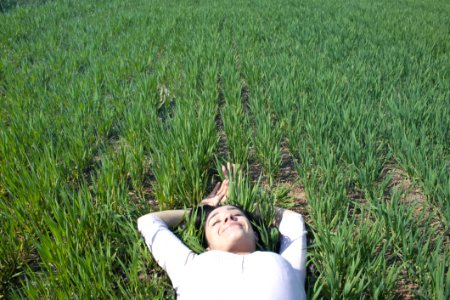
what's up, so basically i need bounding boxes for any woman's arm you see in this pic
[274,207,300,227]
[138,209,189,228]
[275,207,307,283]
[137,210,196,290]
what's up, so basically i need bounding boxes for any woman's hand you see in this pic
[200,180,229,206]
[200,162,237,206]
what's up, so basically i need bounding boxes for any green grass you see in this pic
[1,0,449,298]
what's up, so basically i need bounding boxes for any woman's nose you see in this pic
[224,213,235,223]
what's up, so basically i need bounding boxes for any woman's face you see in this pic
[204,205,256,254]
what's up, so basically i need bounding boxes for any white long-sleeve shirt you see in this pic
[138,210,307,300]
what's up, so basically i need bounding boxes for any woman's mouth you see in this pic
[222,222,242,234]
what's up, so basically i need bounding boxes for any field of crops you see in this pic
[1,0,449,298]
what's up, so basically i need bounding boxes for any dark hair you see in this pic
[193,204,261,249]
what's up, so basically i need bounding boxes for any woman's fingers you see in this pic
[203,165,236,206]
[218,180,229,204]
[201,162,240,206]
[222,162,237,180]
[202,193,224,206]
[204,182,221,198]
[201,181,228,206]
[222,164,228,178]
[217,179,229,195]
[228,162,233,174]
[210,182,221,195]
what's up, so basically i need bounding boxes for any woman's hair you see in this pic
[193,204,261,249]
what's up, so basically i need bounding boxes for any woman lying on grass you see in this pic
[137,163,307,300]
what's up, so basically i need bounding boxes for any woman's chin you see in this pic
[224,232,255,252]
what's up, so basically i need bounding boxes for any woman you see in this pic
[137,164,307,300]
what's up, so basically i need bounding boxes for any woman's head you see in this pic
[195,205,257,254]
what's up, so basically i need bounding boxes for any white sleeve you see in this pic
[137,214,196,289]
[278,210,307,284]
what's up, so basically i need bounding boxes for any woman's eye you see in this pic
[212,220,219,226]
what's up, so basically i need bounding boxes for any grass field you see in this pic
[1,0,449,298]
